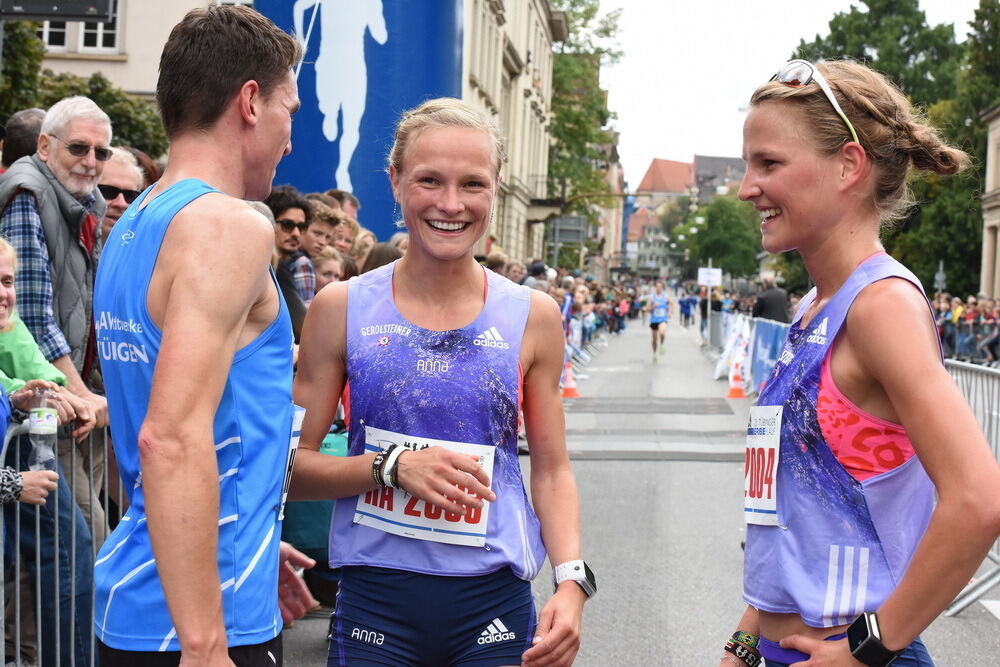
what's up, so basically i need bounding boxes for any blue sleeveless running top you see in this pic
[329,263,547,580]
[650,293,669,324]
[743,253,936,628]
[92,178,295,650]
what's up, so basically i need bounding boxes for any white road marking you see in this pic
[982,599,1000,622]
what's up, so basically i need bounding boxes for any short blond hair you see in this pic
[387,97,506,176]
[107,147,144,189]
[338,214,361,237]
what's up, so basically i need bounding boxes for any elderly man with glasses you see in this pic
[0,94,111,666]
[0,96,110,427]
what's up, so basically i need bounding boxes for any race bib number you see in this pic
[278,405,305,521]
[353,425,494,547]
[653,306,667,318]
[744,405,782,526]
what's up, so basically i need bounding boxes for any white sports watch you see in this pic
[553,560,597,598]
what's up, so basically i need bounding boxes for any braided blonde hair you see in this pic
[750,60,969,223]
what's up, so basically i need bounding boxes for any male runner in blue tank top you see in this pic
[92,7,317,665]
[646,280,670,362]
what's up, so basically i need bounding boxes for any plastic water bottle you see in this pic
[27,388,58,471]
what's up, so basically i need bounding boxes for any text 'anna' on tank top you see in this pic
[743,253,936,628]
[329,262,547,580]
[92,179,297,651]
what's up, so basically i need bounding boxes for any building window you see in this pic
[38,21,67,51]
[80,0,119,52]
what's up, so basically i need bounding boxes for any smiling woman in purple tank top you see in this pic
[720,60,1000,667]
[291,98,591,667]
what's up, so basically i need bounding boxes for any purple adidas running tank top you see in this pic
[743,253,936,627]
[329,262,547,580]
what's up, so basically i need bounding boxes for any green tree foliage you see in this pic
[794,0,1000,297]
[683,196,760,278]
[794,0,962,107]
[0,21,166,157]
[0,22,45,122]
[37,70,167,158]
[956,0,1000,124]
[548,0,621,214]
[771,252,811,295]
[886,1,1000,298]
[891,168,982,296]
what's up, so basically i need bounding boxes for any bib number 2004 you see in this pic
[744,447,775,501]
[744,405,782,526]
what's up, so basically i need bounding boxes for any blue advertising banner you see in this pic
[750,319,789,395]
[255,0,463,241]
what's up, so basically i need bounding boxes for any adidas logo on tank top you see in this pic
[806,317,829,345]
[474,326,510,349]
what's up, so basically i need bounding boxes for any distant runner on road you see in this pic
[646,280,670,362]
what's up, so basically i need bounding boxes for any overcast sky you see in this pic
[598,0,983,187]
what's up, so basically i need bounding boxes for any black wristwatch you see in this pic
[847,612,902,666]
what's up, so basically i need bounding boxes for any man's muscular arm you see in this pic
[139,198,276,663]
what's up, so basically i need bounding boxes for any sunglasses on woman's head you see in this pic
[770,59,860,145]
[97,184,141,204]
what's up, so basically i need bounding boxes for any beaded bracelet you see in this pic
[732,630,759,649]
[724,640,761,667]
[371,446,391,487]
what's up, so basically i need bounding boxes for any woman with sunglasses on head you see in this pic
[725,59,1000,667]
[292,98,591,667]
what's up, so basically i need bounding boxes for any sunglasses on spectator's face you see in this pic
[277,219,309,233]
[98,184,141,204]
[49,135,112,161]
[770,59,860,145]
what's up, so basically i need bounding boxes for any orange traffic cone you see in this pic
[562,361,581,399]
[727,361,747,399]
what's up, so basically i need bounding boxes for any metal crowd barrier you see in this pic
[1,424,113,666]
[944,359,1000,616]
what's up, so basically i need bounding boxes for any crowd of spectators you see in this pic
[481,252,668,345]
[934,292,1000,366]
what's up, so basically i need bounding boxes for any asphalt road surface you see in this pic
[284,316,1000,666]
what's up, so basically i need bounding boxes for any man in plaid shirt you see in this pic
[265,184,316,303]
[0,95,111,666]
[0,97,109,422]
